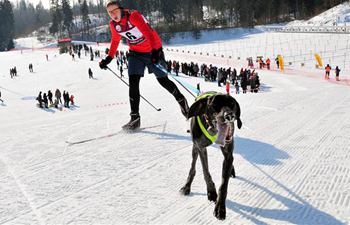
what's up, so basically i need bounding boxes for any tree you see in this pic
[49,0,62,35]
[0,0,15,51]
[80,0,90,39]
[61,0,73,35]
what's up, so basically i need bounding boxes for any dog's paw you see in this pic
[214,203,226,220]
[230,166,236,178]
[180,186,191,195]
[207,190,217,202]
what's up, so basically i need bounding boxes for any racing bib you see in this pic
[114,15,149,45]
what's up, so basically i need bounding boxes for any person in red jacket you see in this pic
[325,64,331,79]
[99,0,189,131]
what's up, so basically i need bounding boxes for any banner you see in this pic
[315,54,323,68]
[278,55,284,72]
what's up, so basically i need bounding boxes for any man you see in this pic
[99,0,189,131]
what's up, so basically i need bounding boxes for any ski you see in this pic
[65,124,164,146]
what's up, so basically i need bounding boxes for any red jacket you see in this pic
[108,9,162,58]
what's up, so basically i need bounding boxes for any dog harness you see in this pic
[195,92,218,143]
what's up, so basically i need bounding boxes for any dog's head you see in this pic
[188,93,242,145]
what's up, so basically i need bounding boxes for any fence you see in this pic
[262,25,350,34]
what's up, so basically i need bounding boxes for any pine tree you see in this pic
[80,0,90,39]
[61,0,73,35]
[0,0,15,51]
[49,0,62,35]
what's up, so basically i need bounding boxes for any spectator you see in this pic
[55,88,62,104]
[48,90,53,105]
[235,81,240,94]
[43,93,49,108]
[88,68,94,79]
[36,92,43,108]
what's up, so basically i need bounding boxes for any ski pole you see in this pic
[154,64,197,98]
[106,67,161,112]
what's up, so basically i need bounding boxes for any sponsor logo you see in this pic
[115,25,121,32]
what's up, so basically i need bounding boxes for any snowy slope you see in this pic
[287,2,350,27]
[1,38,350,224]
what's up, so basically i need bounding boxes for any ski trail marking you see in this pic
[0,155,45,225]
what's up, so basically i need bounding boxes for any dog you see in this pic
[180,91,242,220]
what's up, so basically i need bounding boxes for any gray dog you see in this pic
[180,91,242,220]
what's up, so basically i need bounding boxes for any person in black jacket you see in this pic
[36,92,43,108]
[241,74,248,94]
[43,93,49,108]
[64,91,70,108]
[48,90,53,105]
[88,68,93,79]
[335,66,340,81]
[63,91,67,107]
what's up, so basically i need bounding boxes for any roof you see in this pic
[58,38,72,43]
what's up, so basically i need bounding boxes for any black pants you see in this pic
[129,75,184,115]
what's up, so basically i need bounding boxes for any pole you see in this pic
[106,67,161,111]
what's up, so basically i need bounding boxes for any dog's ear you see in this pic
[235,100,242,129]
[187,98,208,118]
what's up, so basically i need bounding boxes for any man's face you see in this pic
[107,4,122,22]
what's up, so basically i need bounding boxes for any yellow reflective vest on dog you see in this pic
[195,92,218,143]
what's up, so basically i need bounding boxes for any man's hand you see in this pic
[151,48,163,64]
[99,56,113,69]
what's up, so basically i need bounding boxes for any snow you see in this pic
[1,34,350,224]
[286,2,350,27]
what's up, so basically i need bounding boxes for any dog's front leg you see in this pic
[198,147,217,202]
[214,143,234,220]
[180,145,199,195]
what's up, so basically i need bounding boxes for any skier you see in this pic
[99,0,189,131]
[266,58,271,70]
[325,64,331,79]
[335,66,340,81]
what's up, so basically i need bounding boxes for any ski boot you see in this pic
[122,113,141,131]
